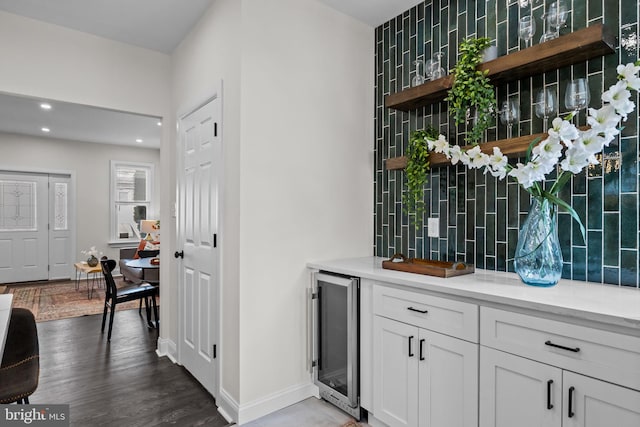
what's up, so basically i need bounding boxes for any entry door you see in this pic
[0,172,49,283]
[48,175,73,280]
[177,95,221,397]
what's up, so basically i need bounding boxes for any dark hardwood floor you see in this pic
[30,309,231,427]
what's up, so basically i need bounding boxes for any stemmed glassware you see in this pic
[499,99,520,138]
[534,88,557,131]
[412,60,426,87]
[428,52,446,80]
[519,16,536,48]
[546,1,569,39]
[564,78,590,123]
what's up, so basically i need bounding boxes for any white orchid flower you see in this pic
[602,80,634,119]
[466,145,490,169]
[617,63,640,91]
[448,145,463,165]
[432,134,449,153]
[532,137,563,160]
[587,105,621,132]
[574,129,607,154]
[560,147,596,174]
[548,118,579,146]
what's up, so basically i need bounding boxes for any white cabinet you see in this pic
[563,371,640,427]
[371,285,478,427]
[480,307,640,427]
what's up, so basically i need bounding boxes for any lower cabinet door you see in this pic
[373,316,419,427]
[563,371,640,427]
[418,329,478,427]
[480,346,562,427]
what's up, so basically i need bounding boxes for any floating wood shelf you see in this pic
[385,24,616,111]
[386,127,590,170]
[385,132,549,170]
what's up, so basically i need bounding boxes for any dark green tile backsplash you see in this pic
[374,0,640,287]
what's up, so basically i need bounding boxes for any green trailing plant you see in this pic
[445,37,496,144]
[402,126,439,226]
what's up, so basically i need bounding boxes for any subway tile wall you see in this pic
[374,0,640,286]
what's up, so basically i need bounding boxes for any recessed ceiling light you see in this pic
[157,121,162,126]
[40,103,52,110]
[41,127,50,133]
[136,138,143,143]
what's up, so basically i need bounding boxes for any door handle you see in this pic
[408,335,415,357]
[546,380,554,409]
[419,339,425,361]
[545,340,580,353]
[568,386,575,418]
[174,251,184,259]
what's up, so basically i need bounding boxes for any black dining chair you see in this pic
[100,259,159,341]
[0,308,39,404]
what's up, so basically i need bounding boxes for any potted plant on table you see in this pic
[81,246,102,267]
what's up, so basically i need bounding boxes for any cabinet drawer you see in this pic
[481,307,640,391]
[373,285,478,342]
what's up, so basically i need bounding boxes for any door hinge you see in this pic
[311,360,317,368]
[213,234,217,248]
[213,344,217,359]
[47,265,50,271]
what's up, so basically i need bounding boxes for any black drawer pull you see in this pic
[547,380,554,409]
[568,386,575,418]
[408,335,414,357]
[407,307,429,314]
[419,339,425,361]
[545,340,580,353]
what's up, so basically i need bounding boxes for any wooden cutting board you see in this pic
[382,254,474,278]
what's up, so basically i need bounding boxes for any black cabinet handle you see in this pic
[547,380,554,410]
[408,335,414,357]
[407,307,429,314]
[545,340,580,353]
[419,339,425,361]
[568,386,575,418]
[174,251,184,259]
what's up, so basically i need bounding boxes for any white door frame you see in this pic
[175,83,223,399]
[0,166,76,281]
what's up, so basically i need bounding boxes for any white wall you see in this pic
[0,10,173,343]
[238,0,373,413]
[171,0,242,404]
[0,132,160,263]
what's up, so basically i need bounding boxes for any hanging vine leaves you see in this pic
[445,38,496,144]
[402,126,439,227]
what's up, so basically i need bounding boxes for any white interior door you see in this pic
[0,172,48,283]
[48,175,73,280]
[177,95,221,397]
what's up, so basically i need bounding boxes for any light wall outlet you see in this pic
[427,218,439,238]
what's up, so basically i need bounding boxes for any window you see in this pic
[110,161,154,243]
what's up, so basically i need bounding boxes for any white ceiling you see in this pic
[0,0,214,54]
[0,0,418,148]
[316,0,423,27]
[0,92,162,149]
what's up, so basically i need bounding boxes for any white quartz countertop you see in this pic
[307,256,640,330]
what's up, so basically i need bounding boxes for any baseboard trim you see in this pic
[155,337,177,363]
[236,381,316,425]
[217,388,239,424]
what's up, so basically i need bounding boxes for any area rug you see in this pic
[3,280,145,322]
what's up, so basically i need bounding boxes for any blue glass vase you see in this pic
[514,198,563,287]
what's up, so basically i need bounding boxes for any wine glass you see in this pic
[546,1,569,38]
[499,99,520,138]
[412,60,425,87]
[519,16,536,48]
[534,88,557,131]
[564,78,590,123]
[428,52,446,80]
